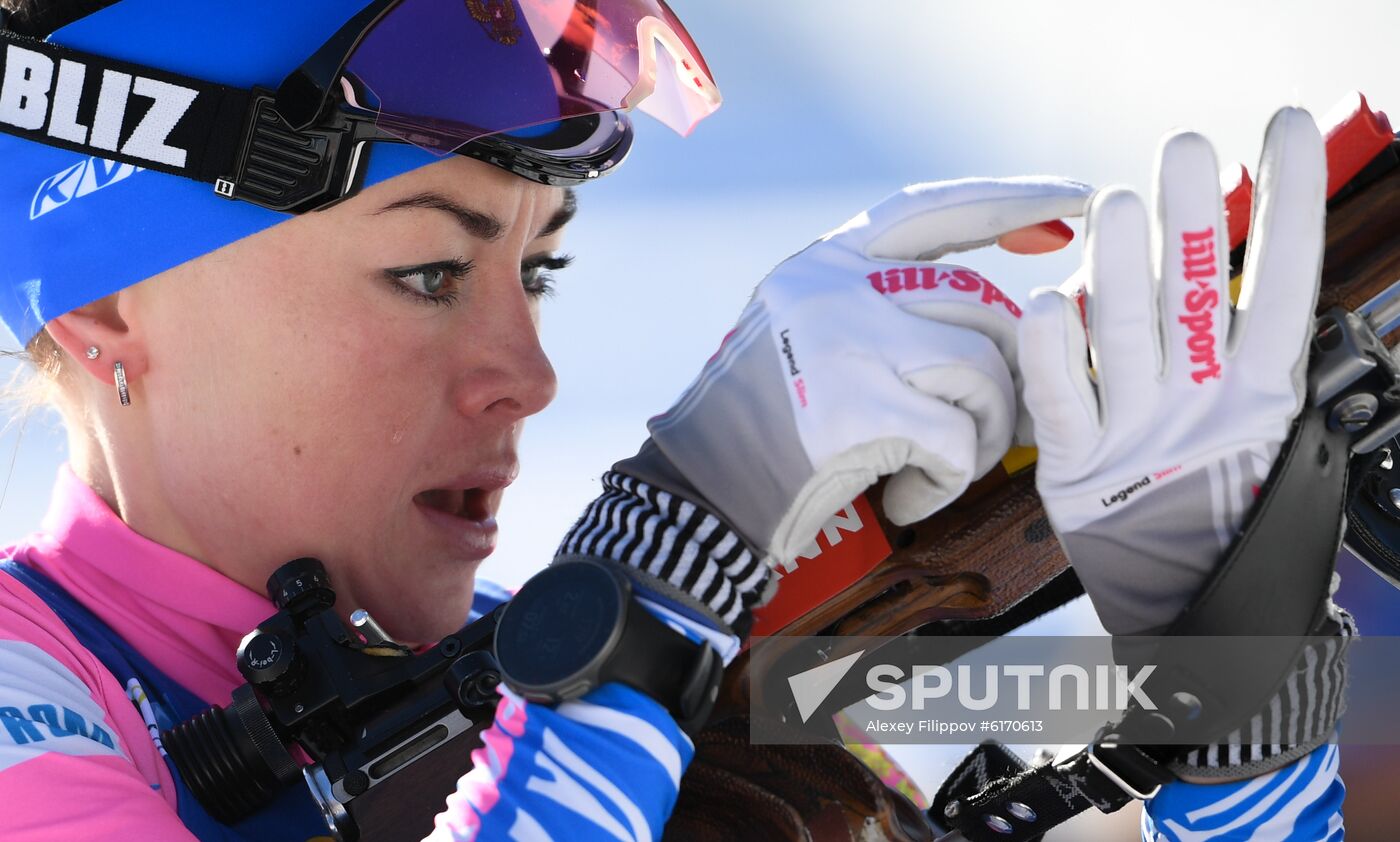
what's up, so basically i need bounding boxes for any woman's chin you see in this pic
[362,580,479,648]
[412,608,479,648]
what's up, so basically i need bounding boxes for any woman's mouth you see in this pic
[414,487,495,522]
[412,485,503,559]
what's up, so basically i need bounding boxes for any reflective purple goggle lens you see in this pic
[341,0,721,156]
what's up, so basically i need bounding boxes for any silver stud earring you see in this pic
[113,361,130,407]
[85,346,100,360]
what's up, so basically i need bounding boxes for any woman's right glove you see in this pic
[559,177,1090,642]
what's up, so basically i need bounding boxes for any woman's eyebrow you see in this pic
[537,188,578,239]
[374,192,505,242]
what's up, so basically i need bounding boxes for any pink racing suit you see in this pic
[0,466,282,840]
[0,466,693,841]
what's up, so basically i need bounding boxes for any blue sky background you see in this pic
[2,1,1399,832]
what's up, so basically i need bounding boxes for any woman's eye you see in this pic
[402,267,447,295]
[386,259,473,306]
[520,264,554,298]
[521,253,573,299]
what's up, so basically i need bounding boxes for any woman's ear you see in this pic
[43,292,147,387]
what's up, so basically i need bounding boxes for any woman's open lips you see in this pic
[412,484,505,559]
[415,487,495,522]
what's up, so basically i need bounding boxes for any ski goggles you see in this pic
[286,0,720,149]
[0,0,720,213]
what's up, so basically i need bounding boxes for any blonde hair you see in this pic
[3,329,69,416]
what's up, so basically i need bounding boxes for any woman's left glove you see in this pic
[558,178,1090,643]
[1020,108,1352,782]
[1020,110,1329,637]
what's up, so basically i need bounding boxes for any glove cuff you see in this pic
[556,470,770,638]
[1169,605,1355,782]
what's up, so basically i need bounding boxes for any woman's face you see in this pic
[119,155,571,643]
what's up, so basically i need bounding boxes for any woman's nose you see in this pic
[451,278,558,421]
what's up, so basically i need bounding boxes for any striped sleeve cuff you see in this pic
[1169,605,1355,780]
[556,471,769,635]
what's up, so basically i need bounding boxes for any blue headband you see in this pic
[0,0,441,347]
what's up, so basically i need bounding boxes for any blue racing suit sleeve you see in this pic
[432,584,706,841]
[428,682,692,841]
[1141,743,1344,841]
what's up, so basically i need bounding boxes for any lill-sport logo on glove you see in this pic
[1179,226,1222,382]
[866,266,1023,318]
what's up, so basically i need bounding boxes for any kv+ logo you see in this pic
[30,157,143,220]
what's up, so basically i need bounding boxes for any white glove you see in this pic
[642,177,1091,569]
[1019,107,1326,635]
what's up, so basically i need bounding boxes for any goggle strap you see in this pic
[0,25,642,212]
[0,30,252,187]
